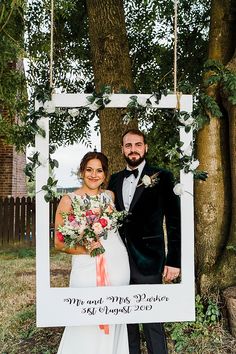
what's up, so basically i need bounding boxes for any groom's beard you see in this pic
[124,152,146,167]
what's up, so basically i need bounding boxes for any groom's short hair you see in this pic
[121,129,147,145]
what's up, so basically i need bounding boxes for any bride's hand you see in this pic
[55,241,88,255]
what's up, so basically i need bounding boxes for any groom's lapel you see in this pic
[129,164,152,212]
[116,170,126,210]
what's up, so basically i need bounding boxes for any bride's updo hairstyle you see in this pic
[79,151,109,178]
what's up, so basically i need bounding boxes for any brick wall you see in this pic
[0,139,27,197]
[0,58,27,197]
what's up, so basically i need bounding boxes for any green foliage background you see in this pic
[0,0,211,161]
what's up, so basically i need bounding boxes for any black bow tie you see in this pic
[124,168,139,178]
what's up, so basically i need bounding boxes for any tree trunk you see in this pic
[86,0,138,173]
[195,0,236,293]
[218,52,236,288]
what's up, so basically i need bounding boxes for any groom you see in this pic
[108,129,181,354]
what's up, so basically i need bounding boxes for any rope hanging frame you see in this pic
[173,0,178,94]
[173,0,181,112]
[49,0,54,88]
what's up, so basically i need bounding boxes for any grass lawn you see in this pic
[0,248,70,354]
[0,247,235,354]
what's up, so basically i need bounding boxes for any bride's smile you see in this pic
[82,158,106,193]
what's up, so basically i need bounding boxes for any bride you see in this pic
[55,151,130,354]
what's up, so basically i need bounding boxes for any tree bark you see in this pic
[86,0,138,173]
[195,0,236,293]
[218,52,236,288]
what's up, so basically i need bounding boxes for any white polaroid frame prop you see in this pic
[36,93,194,327]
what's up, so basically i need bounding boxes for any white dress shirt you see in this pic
[122,160,146,211]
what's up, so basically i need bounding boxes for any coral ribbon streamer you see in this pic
[96,254,110,335]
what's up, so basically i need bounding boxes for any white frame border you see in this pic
[36,93,195,326]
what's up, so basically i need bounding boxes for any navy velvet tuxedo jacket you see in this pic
[108,163,181,277]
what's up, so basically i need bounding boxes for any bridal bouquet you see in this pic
[56,194,127,257]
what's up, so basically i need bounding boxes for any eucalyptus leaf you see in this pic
[49,145,57,154]
[44,193,52,202]
[185,126,191,133]
[42,185,49,191]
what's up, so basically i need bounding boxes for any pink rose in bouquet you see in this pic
[68,214,76,222]
[99,218,108,228]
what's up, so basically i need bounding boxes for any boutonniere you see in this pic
[137,172,160,188]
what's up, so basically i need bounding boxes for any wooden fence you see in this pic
[0,197,59,247]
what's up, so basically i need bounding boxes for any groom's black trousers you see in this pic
[127,322,168,354]
[128,262,168,354]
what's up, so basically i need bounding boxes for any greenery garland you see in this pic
[21,83,211,201]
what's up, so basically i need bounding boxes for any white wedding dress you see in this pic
[57,192,130,354]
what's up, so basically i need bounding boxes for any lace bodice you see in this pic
[67,191,114,207]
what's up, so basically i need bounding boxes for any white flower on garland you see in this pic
[189,159,200,171]
[88,100,102,111]
[173,183,193,197]
[137,96,147,107]
[38,153,48,167]
[178,115,194,126]
[173,183,185,196]
[68,108,80,117]
[137,172,160,188]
